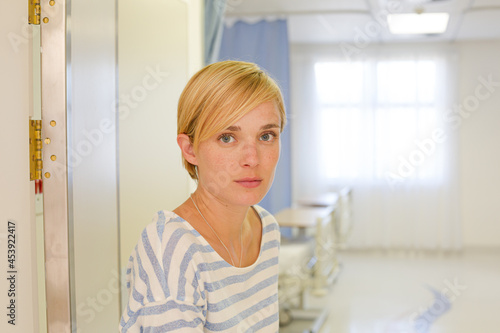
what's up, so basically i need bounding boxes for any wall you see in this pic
[118,0,203,309]
[457,40,500,248]
[0,3,39,332]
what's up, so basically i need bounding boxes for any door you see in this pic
[0,2,41,333]
[1,1,203,332]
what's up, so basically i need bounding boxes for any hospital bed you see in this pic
[276,187,352,330]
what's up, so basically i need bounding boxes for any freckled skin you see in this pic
[174,101,282,266]
[194,101,281,208]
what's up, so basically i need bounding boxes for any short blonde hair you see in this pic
[177,60,286,180]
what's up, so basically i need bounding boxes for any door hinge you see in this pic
[29,0,41,25]
[30,119,43,181]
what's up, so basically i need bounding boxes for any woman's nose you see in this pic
[240,142,259,167]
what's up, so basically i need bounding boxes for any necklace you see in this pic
[190,195,243,267]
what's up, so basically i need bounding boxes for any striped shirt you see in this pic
[120,205,280,332]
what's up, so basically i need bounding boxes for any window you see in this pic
[314,59,440,182]
[293,47,459,249]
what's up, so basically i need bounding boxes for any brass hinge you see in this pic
[29,0,41,25]
[30,119,43,181]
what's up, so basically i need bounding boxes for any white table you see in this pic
[274,206,335,229]
[296,192,339,208]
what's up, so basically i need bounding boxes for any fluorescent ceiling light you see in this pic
[387,13,449,34]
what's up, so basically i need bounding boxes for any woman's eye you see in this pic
[219,134,235,143]
[260,132,276,142]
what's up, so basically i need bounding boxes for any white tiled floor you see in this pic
[280,249,500,333]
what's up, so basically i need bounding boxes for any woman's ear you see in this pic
[177,134,197,165]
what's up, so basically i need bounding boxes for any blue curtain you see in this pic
[218,19,291,214]
[204,0,226,65]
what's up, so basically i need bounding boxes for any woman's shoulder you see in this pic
[138,210,201,249]
[148,209,190,230]
[252,205,280,233]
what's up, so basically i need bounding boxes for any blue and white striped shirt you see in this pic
[120,206,280,332]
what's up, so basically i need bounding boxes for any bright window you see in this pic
[314,60,439,181]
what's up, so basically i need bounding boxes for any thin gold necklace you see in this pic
[190,195,243,267]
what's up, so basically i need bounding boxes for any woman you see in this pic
[120,60,286,332]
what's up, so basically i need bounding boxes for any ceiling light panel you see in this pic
[387,13,450,34]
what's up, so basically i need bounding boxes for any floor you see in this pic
[280,248,500,333]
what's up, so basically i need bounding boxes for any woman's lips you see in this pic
[235,178,263,188]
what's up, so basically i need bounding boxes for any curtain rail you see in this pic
[224,9,370,17]
[224,5,500,18]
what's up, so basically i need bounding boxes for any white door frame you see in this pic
[41,0,121,332]
[40,1,72,331]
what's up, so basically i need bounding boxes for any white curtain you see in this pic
[291,44,461,250]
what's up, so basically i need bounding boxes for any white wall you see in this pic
[0,3,39,332]
[118,0,203,308]
[457,40,500,248]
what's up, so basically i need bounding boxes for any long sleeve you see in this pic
[120,213,207,332]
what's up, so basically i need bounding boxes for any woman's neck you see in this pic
[189,189,250,242]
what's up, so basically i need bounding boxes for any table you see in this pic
[274,206,335,229]
[296,192,339,208]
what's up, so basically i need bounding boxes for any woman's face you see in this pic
[195,101,281,207]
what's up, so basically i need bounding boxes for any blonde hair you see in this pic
[177,60,286,180]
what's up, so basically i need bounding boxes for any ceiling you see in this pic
[224,0,500,43]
